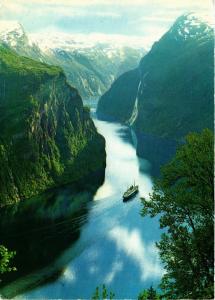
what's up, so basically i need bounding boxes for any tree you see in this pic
[92,284,115,300]
[138,286,160,299]
[141,129,214,299]
[147,286,158,299]
[0,245,16,280]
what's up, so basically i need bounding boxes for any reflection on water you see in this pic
[94,120,153,201]
[0,189,94,298]
[0,114,164,299]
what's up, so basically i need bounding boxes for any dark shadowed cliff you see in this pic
[97,13,213,170]
[97,68,140,122]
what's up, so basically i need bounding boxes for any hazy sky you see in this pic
[0,0,213,47]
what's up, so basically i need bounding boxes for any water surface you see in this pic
[22,115,163,298]
[1,113,163,299]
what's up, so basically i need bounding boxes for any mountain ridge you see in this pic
[97,13,213,169]
[0,22,145,99]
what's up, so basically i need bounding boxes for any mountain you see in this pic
[133,13,213,138]
[0,21,45,62]
[0,45,106,207]
[0,23,145,99]
[97,68,140,122]
[33,33,145,99]
[97,13,213,168]
[43,44,143,99]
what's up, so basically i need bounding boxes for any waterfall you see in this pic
[128,71,149,126]
[128,80,141,125]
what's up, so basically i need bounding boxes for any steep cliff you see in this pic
[97,68,140,122]
[97,13,213,167]
[0,46,106,206]
[133,13,213,139]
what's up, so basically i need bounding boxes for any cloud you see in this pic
[108,226,164,280]
[0,1,26,14]
[86,247,100,261]
[30,30,147,51]
[94,180,115,200]
[104,259,123,284]
[130,10,182,26]
[3,0,212,8]
[93,11,121,18]
[89,265,99,275]
[1,0,212,15]
[62,267,76,283]
[1,0,213,49]
[137,25,169,48]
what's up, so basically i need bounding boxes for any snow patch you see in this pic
[171,12,213,41]
[29,31,146,53]
[0,21,26,47]
[0,21,23,35]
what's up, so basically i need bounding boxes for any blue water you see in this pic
[12,116,163,299]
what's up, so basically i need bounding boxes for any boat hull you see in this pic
[123,189,138,201]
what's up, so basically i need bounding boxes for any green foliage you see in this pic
[0,45,61,77]
[0,46,106,206]
[83,105,91,115]
[138,286,160,300]
[141,129,214,299]
[147,286,158,299]
[0,245,16,276]
[138,289,148,300]
[92,284,115,300]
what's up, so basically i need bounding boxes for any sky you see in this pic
[0,0,213,48]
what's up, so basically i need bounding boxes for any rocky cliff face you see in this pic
[0,46,106,206]
[97,68,140,122]
[97,13,213,168]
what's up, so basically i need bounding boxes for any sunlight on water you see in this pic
[94,119,153,201]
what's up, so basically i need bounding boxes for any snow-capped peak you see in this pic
[29,30,146,53]
[170,12,213,41]
[0,21,25,37]
[0,20,36,49]
[181,12,213,25]
[0,21,28,47]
